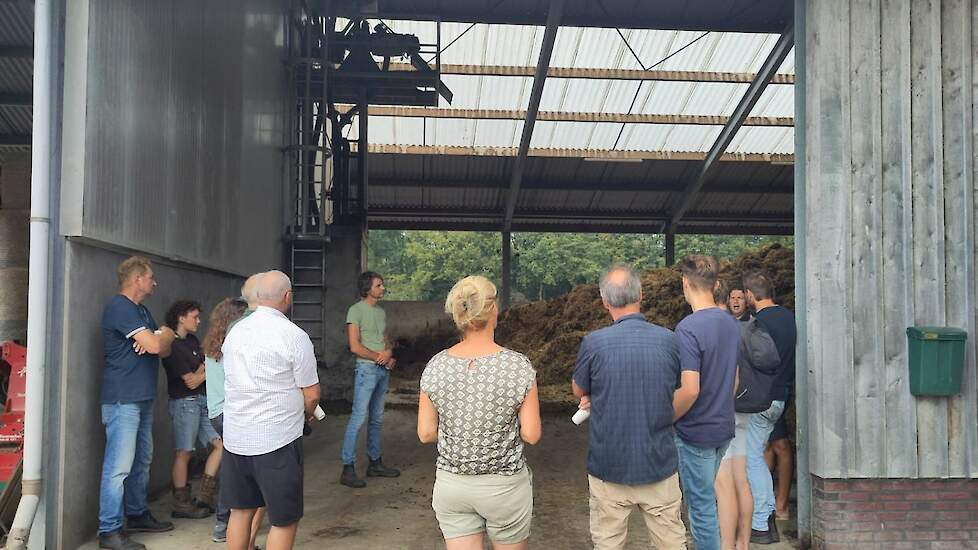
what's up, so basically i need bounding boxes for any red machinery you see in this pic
[0,342,26,490]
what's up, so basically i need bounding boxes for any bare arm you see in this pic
[417,392,439,443]
[572,380,591,410]
[181,364,206,390]
[132,326,176,357]
[347,324,392,364]
[519,382,542,445]
[672,370,701,422]
[301,383,321,421]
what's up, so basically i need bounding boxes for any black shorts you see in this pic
[220,437,304,526]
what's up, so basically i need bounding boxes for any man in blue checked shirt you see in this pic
[572,264,687,550]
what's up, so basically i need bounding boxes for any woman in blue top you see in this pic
[202,298,266,547]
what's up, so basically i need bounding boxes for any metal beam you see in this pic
[354,143,795,163]
[367,218,794,236]
[338,104,794,127]
[368,206,793,224]
[0,135,30,146]
[368,178,794,195]
[0,44,31,58]
[388,63,796,84]
[502,0,564,233]
[501,231,512,308]
[0,93,31,107]
[666,25,795,232]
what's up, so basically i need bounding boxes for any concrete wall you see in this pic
[61,0,289,277]
[804,0,978,479]
[0,152,29,343]
[50,241,241,550]
[322,225,364,400]
[383,300,453,341]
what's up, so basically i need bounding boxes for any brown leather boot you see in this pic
[172,485,211,519]
[196,474,218,511]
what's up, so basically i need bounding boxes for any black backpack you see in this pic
[734,317,781,413]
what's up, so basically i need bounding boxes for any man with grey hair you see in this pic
[221,271,321,550]
[572,265,687,549]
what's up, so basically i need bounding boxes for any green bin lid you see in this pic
[907,326,968,341]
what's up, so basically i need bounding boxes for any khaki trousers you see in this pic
[588,472,687,550]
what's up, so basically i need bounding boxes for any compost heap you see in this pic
[496,244,795,387]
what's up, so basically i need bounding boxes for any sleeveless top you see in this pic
[420,348,536,475]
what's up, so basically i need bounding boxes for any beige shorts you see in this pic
[432,466,533,544]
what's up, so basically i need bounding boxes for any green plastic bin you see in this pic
[906,326,968,396]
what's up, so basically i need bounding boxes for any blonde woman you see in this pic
[418,275,542,550]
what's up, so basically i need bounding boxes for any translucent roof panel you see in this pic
[346,20,795,155]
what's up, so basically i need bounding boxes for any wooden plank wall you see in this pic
[806,0,978,478]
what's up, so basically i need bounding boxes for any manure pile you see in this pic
[496,244,795,387]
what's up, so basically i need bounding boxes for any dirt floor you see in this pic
[81,409,799,550]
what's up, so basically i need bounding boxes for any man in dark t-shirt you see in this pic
[743,270,797,544]
[98,257,177,550]
[673,255,739,550]
[162,300,223,519]
[572,265,687,548]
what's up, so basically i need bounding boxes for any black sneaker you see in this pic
[98,530,146,550]
[126,511,174,533]
[366,457,401,478]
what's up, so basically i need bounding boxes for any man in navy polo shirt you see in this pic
[673,255,740,550]
[98,257,178,550]
[572,265,687,549]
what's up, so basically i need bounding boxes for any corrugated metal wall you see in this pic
[61,0,289,276]
[805,0,978,478]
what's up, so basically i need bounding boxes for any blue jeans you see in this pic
[98,400,154,534]
[341,360,390,465]
[675,436,728,550]
[210,415,230,530]
[747,400,785,531]
[169,394,220,451]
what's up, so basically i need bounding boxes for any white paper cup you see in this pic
[572,408,591,425]
[313,404,326,421]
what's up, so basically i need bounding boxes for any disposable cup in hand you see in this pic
[313,404,326,421]
[572,408,590,425]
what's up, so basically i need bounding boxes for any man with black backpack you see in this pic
[742,271,796,545]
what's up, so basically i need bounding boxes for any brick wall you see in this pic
[812,476,978,549]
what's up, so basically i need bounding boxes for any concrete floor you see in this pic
[82,410,799,550]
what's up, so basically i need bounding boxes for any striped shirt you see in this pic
[221,306,319,456]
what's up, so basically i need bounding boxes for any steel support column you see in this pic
[501,231,512,309]
[502,0,564,232]
[665,25,794,233]
[665,231,675,266]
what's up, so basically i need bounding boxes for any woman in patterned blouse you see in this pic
[418,275,542,550]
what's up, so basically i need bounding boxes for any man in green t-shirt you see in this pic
[340,271,401,488]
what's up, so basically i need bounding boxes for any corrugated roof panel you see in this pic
[0,57,32,94]
[0,4,33,45]
[728,127,793,154]
[0,106,32,136]
[442,74,533,110]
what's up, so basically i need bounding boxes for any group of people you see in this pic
[95,253,795,550]
[415,255,795,550]
[97,258,320,550]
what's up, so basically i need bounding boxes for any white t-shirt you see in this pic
[222,306,319,456]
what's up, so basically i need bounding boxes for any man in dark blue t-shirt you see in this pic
[673,255,740,550]
[572,265,687,549]
[743,270,796,545]
[97,257,177,550]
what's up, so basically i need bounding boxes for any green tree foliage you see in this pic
[368,230,793,301]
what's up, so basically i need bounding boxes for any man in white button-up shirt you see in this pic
[221,270,321,550]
